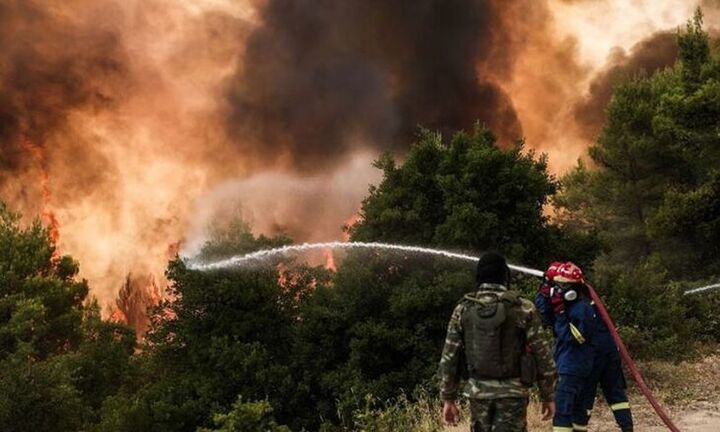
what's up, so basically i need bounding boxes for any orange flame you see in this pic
[107,241,179,337]
[342,211,363,241]
[324,248,337,272]
[109,273,164,339]
[21,137,60,248]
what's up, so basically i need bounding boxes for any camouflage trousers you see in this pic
[469,397,528,432]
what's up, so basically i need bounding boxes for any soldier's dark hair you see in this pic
[476,252,510,286]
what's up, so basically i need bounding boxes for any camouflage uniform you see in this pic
[439,283,556,432]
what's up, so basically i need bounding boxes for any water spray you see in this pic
[188,241,679,431]
[684,282,720,296]
[186,240,544,277]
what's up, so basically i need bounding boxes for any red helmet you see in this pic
[544,261,564,281]
[554,262,584,284]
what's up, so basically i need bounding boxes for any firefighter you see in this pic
[573,280,634,431]
[439,252,557,431]
[544,262,596,432]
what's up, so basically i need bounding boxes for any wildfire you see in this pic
[1,0,710,327]
[107,273,165,338]
[342,211,363,241]
[324,248,337,272]
[21,137,60,248]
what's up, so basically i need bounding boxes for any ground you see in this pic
[446,351,720,431]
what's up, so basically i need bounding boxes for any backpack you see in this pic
[460,290,525,380]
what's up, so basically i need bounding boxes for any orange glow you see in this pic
[108,306,127,324]
[324,248,337,272]
[342,211,363,241]
[21,137,60,249]
[1,0,712,323]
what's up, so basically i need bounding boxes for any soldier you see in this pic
[439,252,556,431]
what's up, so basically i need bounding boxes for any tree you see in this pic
[96,217,324,431]
[349,126,596,268]
[0,203,87,361]
[558,10,719,272]
[290,251,473,427]
[198,398,290,432]
[556,10,720,355]
[285,127,598,427]
[0,202,136,430]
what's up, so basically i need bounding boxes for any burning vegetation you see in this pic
[0,10,719,430]
[0,0,716,332]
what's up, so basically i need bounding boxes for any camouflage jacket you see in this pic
[438,283,556,401]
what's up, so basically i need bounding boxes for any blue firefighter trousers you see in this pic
[574,349,633,431]
[553,374,586,432]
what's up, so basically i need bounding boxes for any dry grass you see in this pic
[439,351,720,431]
[444,398,549,432]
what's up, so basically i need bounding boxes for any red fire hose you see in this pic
[586,283,681,432]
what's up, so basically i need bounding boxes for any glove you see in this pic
[550,291,566,315]
[538,281,552,298]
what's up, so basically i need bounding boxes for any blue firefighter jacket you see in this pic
[553,298,596,377]
[589,302,618,355]
[534,286,555,329]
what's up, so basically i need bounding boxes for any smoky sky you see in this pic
[0,0,128,178]
[574,31,679,141]
[226,0,522,170]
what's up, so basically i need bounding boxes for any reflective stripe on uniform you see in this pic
[569,323,586,344]
[610,401,630,411]
[573,423,588,431]
[553,427,574,432]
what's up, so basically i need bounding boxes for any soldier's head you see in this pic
[476,252,510,286]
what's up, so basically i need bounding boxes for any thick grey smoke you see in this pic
[225,0,523,171]
[574,32,679,141]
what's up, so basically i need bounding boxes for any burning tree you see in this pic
[109,273,164,338]
[0,202,134,432]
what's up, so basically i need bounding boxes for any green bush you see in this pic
[350,393,442,432]
[198,398,290,432]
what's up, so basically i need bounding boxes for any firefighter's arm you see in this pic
[526,307,557,402]
[438,303,464,401]
[555,303,591,345]
[534,290,556,328]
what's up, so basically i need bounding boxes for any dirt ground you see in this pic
[447,351,720,431]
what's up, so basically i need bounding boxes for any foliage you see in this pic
[291,251,473,427]
[349,127,599,268]
[198,398,290,432]
[591,256,691,358]
[349,392,443,432]
[198,217,293,261]
[94,218,327,431]
[3,10,720,432]
[557,11,720,355]
[0,202,136,431]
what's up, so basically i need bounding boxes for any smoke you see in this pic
[574,32,679,141]
[0,0,255,304]
[0,0,129,210]
[0,0,716,316]
[183,152,381,256]
[224,0,525,171]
